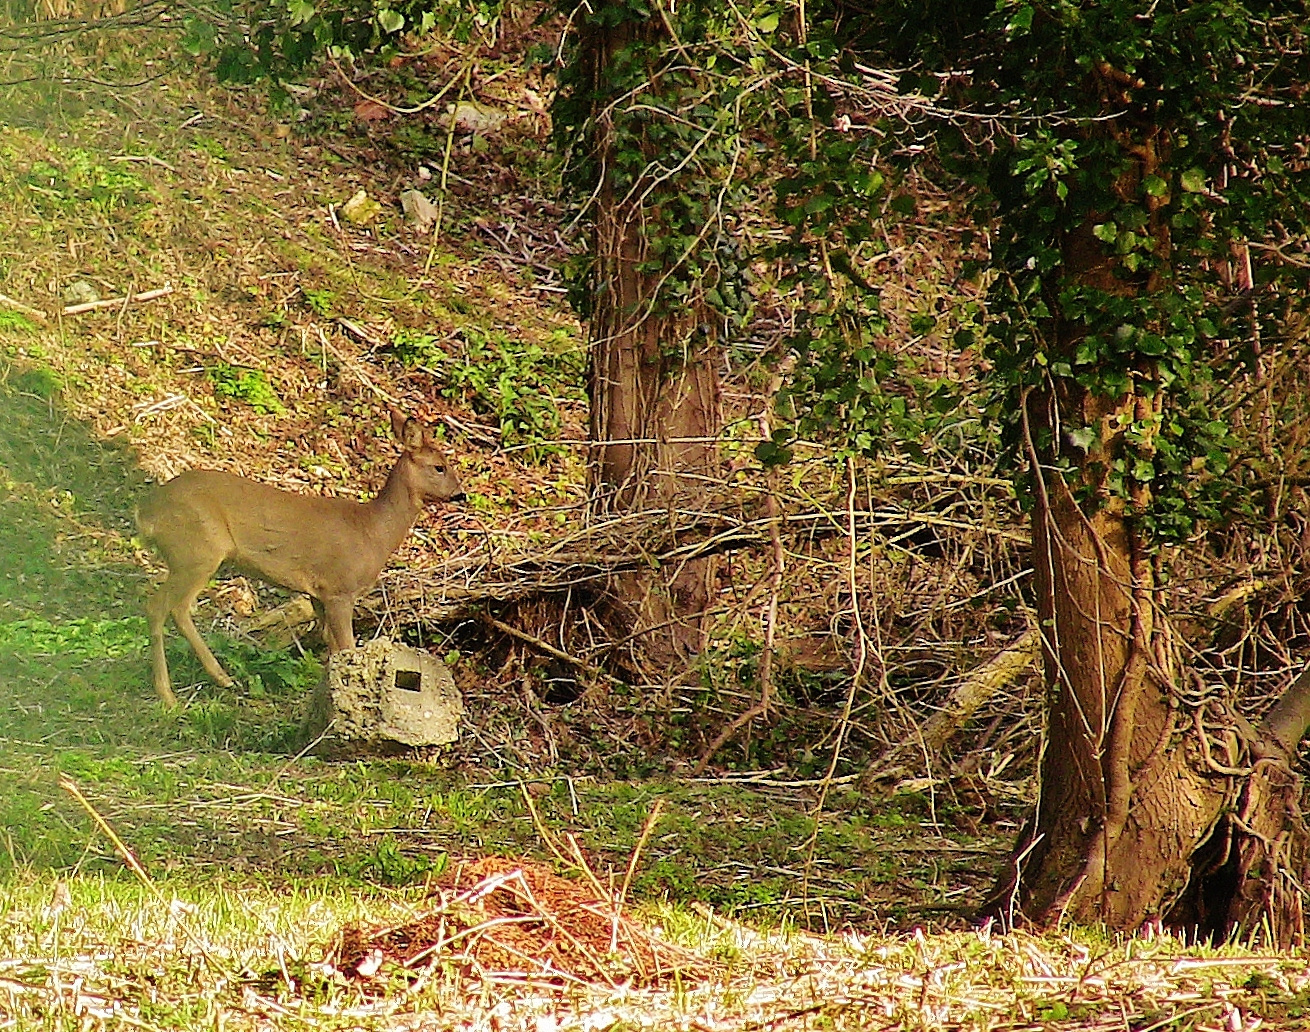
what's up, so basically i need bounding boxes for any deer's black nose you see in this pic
[450,492,467,503]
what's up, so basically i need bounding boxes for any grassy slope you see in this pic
[0,29,1306,1032]
[0,37,979,913]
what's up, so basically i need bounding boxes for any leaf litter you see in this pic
[332,856,709,990]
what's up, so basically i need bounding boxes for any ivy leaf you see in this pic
[858,170,884,195]
[1180,168,1207,193]
[1069,426,1096,451]
[755,12,779,33]
[286,0,314,25]
[1093,222,1117,244]
[755,440,793,468]
[181,16,216,55]
[377,8,403,33]
[1006,5,1035,35]
[1143,174,1168,197]
[1133,458,1156,481]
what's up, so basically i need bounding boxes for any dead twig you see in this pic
[692,477,786,775]
[481,612,608,681]
[0,292,49,322]
[110,153,179,174]
[615,799,664,947]
[61,284,173,316]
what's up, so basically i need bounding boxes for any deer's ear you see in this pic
[390,405,421,447]
[400,419,426,450]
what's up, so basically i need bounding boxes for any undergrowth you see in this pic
[393,324,585,460]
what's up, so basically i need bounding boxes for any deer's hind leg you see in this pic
[147,553,236,705]
[145,581,179,708]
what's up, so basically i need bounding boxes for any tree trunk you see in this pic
[582,12,723,678]
[988,191,1310,943]
[1005,412,1232,927]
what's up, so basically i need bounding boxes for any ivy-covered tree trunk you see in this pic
[985,84,1310,941]
[1013,362,1230,928]
[576,10,723,675]
[991,138,1236,920]
[1011,424,1310,939]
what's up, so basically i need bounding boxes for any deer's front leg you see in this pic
[320,596,357,653]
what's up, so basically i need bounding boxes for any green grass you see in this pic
[0,420,986,913]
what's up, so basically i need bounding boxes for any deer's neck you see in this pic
[366,458,424,552]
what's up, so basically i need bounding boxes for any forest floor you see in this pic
[0,22,1309,1032]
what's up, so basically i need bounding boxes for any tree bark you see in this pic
[582,12,723,677]
[991,147,1236,929]
[995,155,1241,927]
[988,150,1310,941]
[1004,424,1231,927]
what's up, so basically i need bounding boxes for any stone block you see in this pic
[304,637,463,751]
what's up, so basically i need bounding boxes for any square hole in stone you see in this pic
[395,669,422,693]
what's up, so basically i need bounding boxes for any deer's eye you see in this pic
[434,464,446,473]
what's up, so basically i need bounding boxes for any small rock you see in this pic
[63,280,99,305]
[303,638,464,752]
[446,100,510,134]
[341,189,382,225]
[400,189,440,232]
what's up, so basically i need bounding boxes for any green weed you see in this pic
[351,835,447,887]
[302,287,336,317]
[391,326,446,367]
[193,136,230,161]
[0,616,146,661]
[208,362,285,414]
[20,149,148,216]
[10,365,61,398]
[212,638,324,696]
[395,325,584,461]
[391,123,447,162]
[0,309,37,333]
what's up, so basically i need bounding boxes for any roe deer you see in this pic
[137,408,465,708]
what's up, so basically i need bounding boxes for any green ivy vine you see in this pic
[899,0,1310,544]
[550,0,764,347]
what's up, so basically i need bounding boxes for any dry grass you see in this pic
[4,867,1309,1030]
